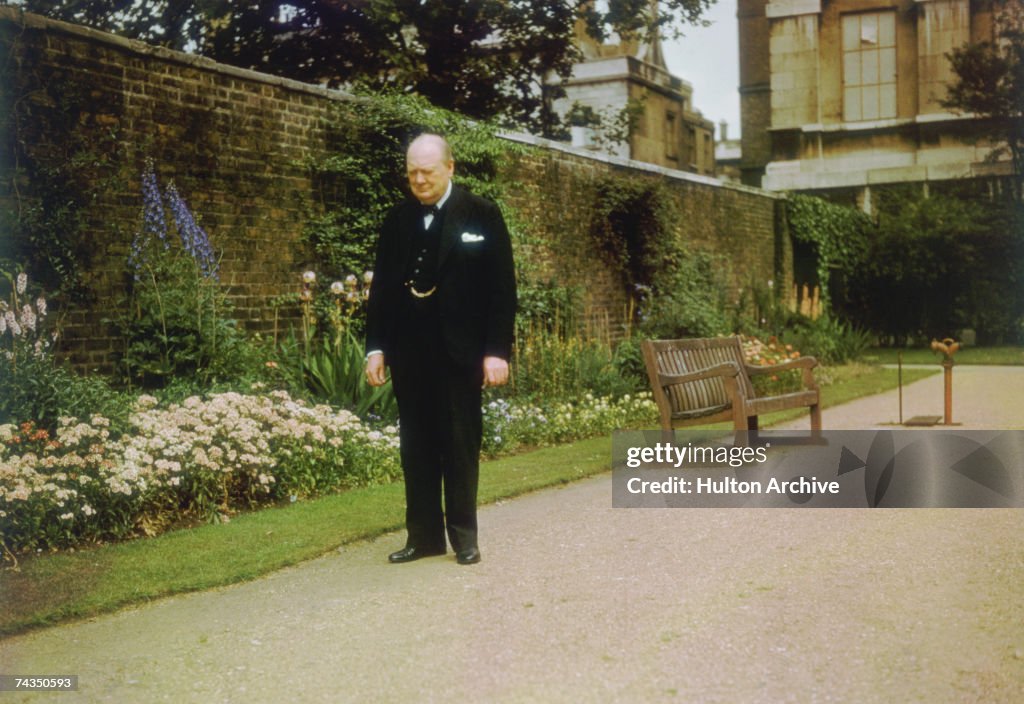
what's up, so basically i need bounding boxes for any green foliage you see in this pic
[0,270,129,431]
[480,392,658,457]
[635,250,734,339]
[783,315,873,365]
[18,1,714,135]
[588,172,747,341]
[590,174,678,290]
[270,271,399,422]
[514,280,580,340]
[1,75,130,302]
[115,257,250,389]
[303,330,399,424]
[785,193,872,308]
[511,325,641,402]
[942,0,1024,194]
[611,336,647,389]
[303,92,516,278]
[841,191,1023,345]
[110,162,255,390]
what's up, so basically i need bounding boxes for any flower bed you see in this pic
[0,389,400,552]
[483,392,659,456]
[1,385,659,553]
[741,335,806,395]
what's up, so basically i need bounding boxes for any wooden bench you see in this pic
[641,336,822,433]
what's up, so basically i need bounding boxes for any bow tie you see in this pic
[421,203,440,216]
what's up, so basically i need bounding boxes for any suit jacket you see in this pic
[365,184,517,367]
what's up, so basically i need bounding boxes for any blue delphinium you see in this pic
[166,182,218,280]
[128,159,169,276]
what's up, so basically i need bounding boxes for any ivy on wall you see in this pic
[588,173,736,338]
[302,91,581,332]
[589,173,678,290]
[1,71,131,303]
[785,193,871,308]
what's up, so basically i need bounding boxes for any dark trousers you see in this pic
[390,295,483,552]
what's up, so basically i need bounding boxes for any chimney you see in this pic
[719,120,729,142]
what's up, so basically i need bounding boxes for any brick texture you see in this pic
[0,9,786,372]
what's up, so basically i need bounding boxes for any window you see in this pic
[842,12,897,121]
[665,112,678,160]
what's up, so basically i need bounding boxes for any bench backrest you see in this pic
[642,336,754,412]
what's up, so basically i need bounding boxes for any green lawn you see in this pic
[863,346,1024,366]
[0,362,937,637]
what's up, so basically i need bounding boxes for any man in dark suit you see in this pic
[364,133,517,565]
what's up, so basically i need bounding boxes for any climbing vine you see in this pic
[589,173,679,290]
[785,193,871,307]
[2,70,131,303]
[589,173,735,337]
[301,91,578,329]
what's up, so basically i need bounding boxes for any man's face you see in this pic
[406,139,453,205]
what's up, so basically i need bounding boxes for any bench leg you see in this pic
[660,427,676,446]
[746,415,760,445]
[809,403,822,436]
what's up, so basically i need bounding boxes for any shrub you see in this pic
[783,315,872,365]
[511,325,642,403]
[111,160,255,390]
[274,270,399,423]
[635,250,733,339]
[838,191,1022,345]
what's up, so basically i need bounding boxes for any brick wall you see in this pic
[0,8,786,372]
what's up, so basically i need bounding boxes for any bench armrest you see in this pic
[659,361,740,387]
[744,355,818,375]
[745,355,819,391]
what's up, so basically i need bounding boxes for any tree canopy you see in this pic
[10,0,714,135]
[943,0,1024,195]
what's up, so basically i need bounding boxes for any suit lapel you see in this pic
[438,185,467,272]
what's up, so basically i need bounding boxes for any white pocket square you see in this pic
[461,232,485,243]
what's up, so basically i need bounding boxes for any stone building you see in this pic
[552,23,717,175]
[738,0,1012,205]
[715,120,744,183]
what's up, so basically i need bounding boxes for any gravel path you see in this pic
[2,367,1023,703]
[776,364,1024,430]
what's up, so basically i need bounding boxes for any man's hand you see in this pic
[483,356,509,388]
[365,353,387,387]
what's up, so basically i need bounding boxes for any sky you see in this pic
[661,1,741,141]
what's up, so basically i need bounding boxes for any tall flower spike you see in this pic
[129,159,169,275]
[166,182,218,280]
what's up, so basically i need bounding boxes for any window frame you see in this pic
[841,10,897,122]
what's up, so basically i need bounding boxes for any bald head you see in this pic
[409,133,453,162]
[406,134,454,205]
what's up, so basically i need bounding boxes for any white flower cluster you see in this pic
[0,390,400,551]
[483,392,658,455]
[1,270,52,361]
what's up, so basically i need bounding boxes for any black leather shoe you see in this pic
[455,547,481,565]
[388,546,445,563]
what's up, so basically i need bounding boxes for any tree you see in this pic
[7,0,713,136]
[943,0,1024,197]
